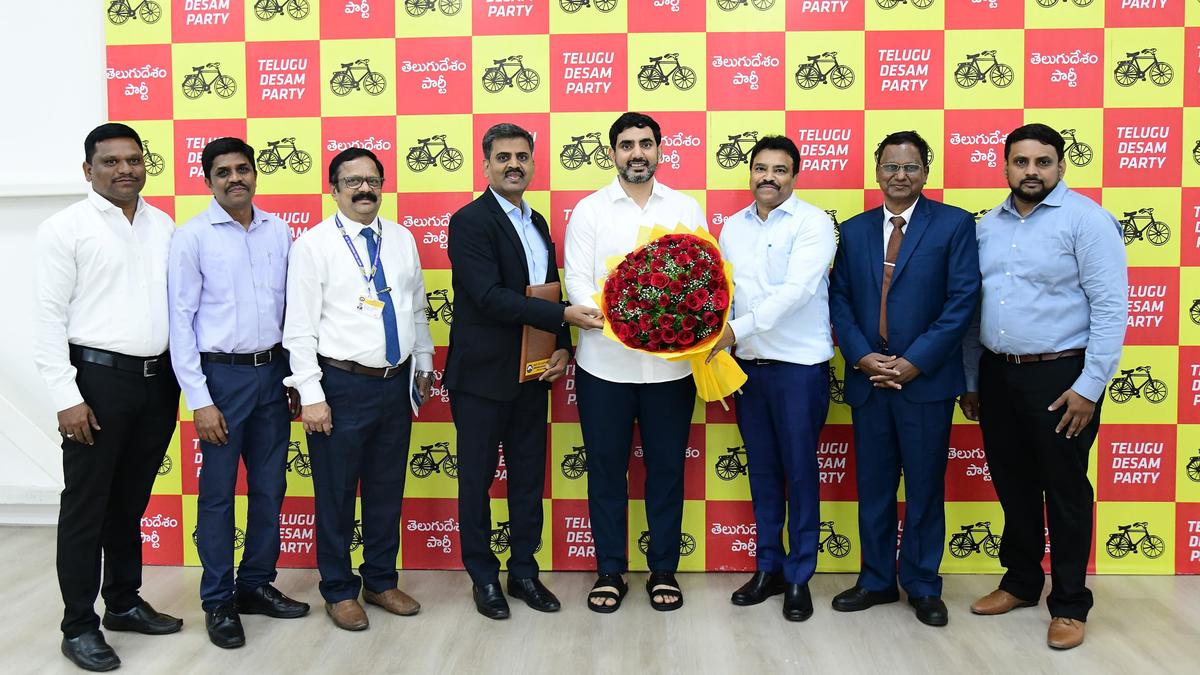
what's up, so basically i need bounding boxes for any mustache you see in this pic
[504,168,524,176]
[756,181,779,189]
[352,192,378,203]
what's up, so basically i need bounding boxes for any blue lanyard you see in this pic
[334,214,382,288]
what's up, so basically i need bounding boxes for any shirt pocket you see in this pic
[765,228,795,285]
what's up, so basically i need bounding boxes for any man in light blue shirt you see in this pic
[168,138,309,649]
[710,135,836,622]
[960,124,1126,651]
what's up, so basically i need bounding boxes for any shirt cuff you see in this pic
[964,373,979,392]
[297,381,326,406]
[181,386,214,412]
[1070,374,1104,403]
[51,382,84,413]
[727,314,754,343]
[414,351,434,373]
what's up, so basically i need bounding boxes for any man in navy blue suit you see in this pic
[828,131,980,627]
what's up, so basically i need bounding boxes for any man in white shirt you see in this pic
[564,112,706,613]
[34,123,183,672]
[283,148,434,631]
[710,135,836,623]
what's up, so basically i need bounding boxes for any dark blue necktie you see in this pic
[361,227,401,366]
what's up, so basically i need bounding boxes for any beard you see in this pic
[1010,178,1055,205]
[618,159,656,184]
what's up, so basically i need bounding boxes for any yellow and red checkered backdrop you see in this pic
[108,0,1200,575]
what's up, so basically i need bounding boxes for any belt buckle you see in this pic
[143,358,158,377]
[1012,354,1021,365]
[253,350,271,367]
[381,365,394,379]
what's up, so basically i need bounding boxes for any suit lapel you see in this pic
[532,211,558,282]
[889,198,930,286]
[866,207,885,290]
[483,191,531,281]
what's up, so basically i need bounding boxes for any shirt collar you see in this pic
[87,187,143,216]
[1001,180,1069,217]
[883,196,919,227]
[604,176,664,204]
[336,209,381,236]
[204,197,266,229]
[489,187,531,220]
[743,194,799,224]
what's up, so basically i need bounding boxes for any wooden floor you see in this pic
[2,525,1197,675]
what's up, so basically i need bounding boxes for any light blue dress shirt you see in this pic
[491,188,548,285]
[963,181,1127,402]
[168,198,291,410]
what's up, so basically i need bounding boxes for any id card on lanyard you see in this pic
[334,214,390,317]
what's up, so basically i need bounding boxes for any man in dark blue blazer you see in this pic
[828,131,980,627]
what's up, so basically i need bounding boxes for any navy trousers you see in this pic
[852,389,954,598]
[576,367,696,575]
[195,358,289,611]
[735,360,829,585]
[307,363,412,603]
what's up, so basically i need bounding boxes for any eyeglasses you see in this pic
[339,175,383,189]
[878,163,924,176]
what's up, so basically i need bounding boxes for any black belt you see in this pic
[319,355,409,379]
[738,357,789,366]
[987,348,1085,365]
[69,344,169,377]
[201,345,283,367]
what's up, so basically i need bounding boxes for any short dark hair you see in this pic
[328,147,385,187]
[608,112,661,149]
[84,123,142,164]
[481,123,534,158]
[201,137,256,180]
[748,135,800,175]
[1004,123,1065,161]
[873,130,932,167]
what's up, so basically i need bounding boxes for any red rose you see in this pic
[676,303,690,315]
[685,293,704,311]
[657,294,670,307]
[650,259,665,272]
[668,279,684,294]
[703,311,719,327]
[641,300,654,310]
[678,330,695,346]
[646,341,661,351]
[638,273,651,285]
[639,315,653,332]
[648,329,662,342]
[650,272,669,289]
[681,315,697,330]
[661,327,677,344]
[712,290,729,310]
[657,314,675,329]
[675,253,692,266]
[613,322,631,340]
[694,288,710,304]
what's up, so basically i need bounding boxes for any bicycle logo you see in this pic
[971,209,990,224]
[405,0,463,16]
[1113,48,1173,88]
[794,52,855,91]
[1059,129,1093,167]
[192,526,246,550]
[329,59,387,97]
[1107,365,1168,405]
[350,519,364,552]
[285,441,312,478]
[714,446,748,481]
[817,521,851,558]
[481,55,541,94]
[1190,298,1200,326]
[953,50,1014,89]
[561,445,588,479]
[948,521,1001,559]
[141,140,165,177]
[409,441,458,479]
[424,289,454,325]
[405,135,464,173]
[1119,208,1170,247]
[257,138,313,175]
[107,0,162,24]
[637,530,697,557]
[1105,521,1165,559]
[715,0,775,10]
[157,454,172,476]
[560,0,618,12]
[253,0,310,20]
[181,63,237,100]
[637,53,698,92]
[559,132,614,171]
[488,521,543,554]
[825,210,841,246]
[876,0,933,8]
[1035,0,1091,6]
[829,364,845,405]
[715,131,759,170]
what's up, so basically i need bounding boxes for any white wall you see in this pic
[0,4,108,522]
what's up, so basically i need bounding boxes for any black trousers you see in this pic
[978,351,1099,620]
[450,384,548,586]
[58,358,179,637]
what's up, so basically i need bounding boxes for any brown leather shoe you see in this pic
[1047,617,1085,649]
[970,589,1038,615]
[363,588,420,616]
[325,600,369,631]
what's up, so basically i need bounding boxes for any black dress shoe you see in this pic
[506,577,561,613]
[783,584,814,622]
[831,586,900,612]
[61,630,120,672]
[473,583,510,620]
[101,601,183,635]
[236,585,310,619]
[731,571,787,606]
[909,595,949,627]
[205,604,246,649]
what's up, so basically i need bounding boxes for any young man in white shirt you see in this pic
[34,123,183,671]
[564,112,706,613]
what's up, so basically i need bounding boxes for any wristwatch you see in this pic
[415,370,433,379]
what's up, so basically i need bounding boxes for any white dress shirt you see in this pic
[283,211,435,405]
[720,194,836,364]
[882,197,918,248]
[564,177,707,383]
[34,189,175,411]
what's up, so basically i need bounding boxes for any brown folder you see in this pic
[520,282,562,383]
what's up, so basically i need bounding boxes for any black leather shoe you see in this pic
[731,571,787,606]
[61,630,120,672]
[783,584,814,622]
[101,601,183,635]
[506,577,561,613]
[909,595,949,627]
[205,604,246,649]
[472,583,510,620]
[831,586,900,612]
[236,585,310,619]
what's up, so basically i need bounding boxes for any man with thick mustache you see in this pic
[961,124,1126,650]
[168,137,309,649]
[710,135,836,622]
[283,148,434,631]
[565,112,706,613]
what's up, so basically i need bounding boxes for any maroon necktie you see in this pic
[879,215,905,344]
